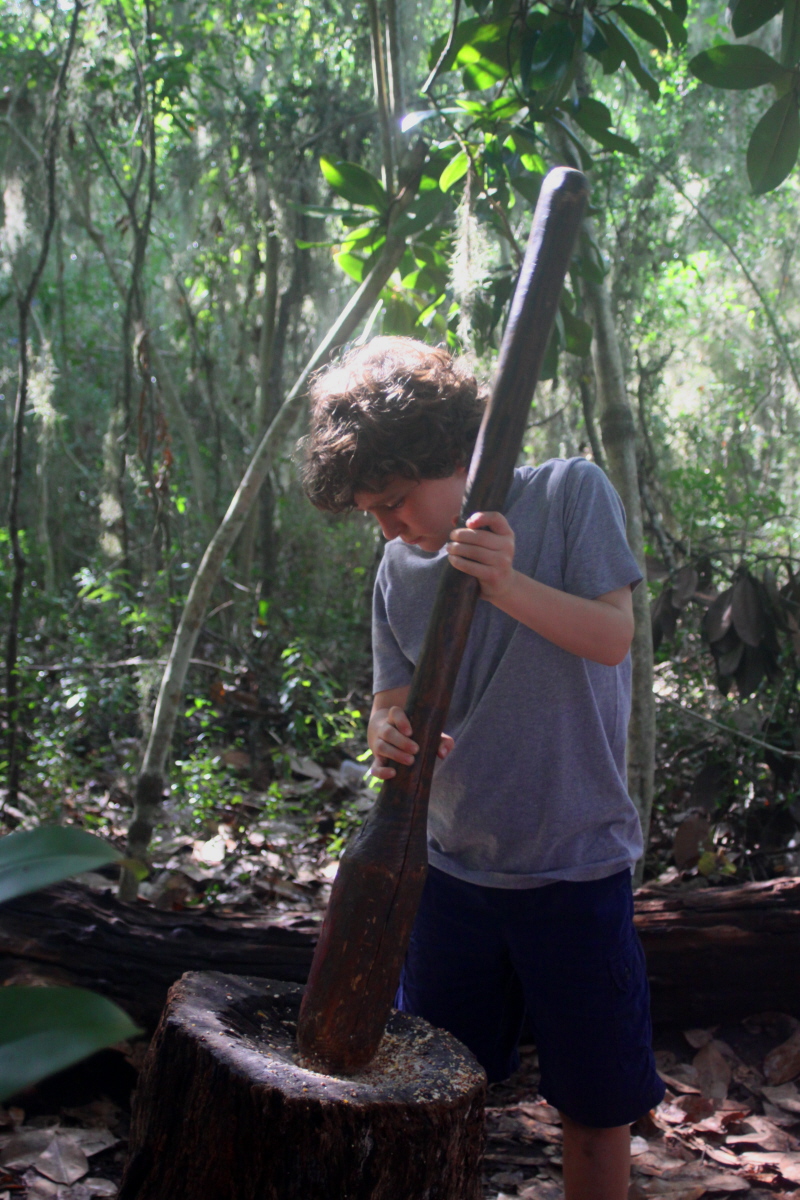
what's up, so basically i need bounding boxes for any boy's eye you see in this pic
[384,498,403,512]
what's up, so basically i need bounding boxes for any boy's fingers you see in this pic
[465,510,511,534]
[388,705,413,736]
[375,734,416,764]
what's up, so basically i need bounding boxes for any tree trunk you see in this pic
[150,344,210,526]
[121,145,427,899]
[119,973,486,1200]
[0,882,315,1029]
[3,1,82,816]
[583,273,655,882]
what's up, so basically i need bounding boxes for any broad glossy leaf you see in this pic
[594,16,624,72]
[575,228,607,283]
[389,190,448,237]
[571,100,640,154]
[731,574,766,646]
[618,5,669,52]
[689,45,785,89]
[439,150,470,192]
[672,565,699,607]
[461,50,507,90]
[601,19,660,100]
[584,12,609,60]
[729,0,783,37]
[427,17,483,73]
[526,21,576,91]
[670,0,688,22]
[573,96,612,136]
[401,109,455,132]
[590,127,640,155]
[319,158,388,213]
[0,827,121,905]
[510,172,543,204]
[735,643,771,697]
[782,0,800,65]
[552,118,594,169]
[561,304,592,356]
[0,988,140,1102]
[645,0,687,46]
[747,90,800,193]
[581,8,603,51]
[334,251,367,283]
[702,586,734,643]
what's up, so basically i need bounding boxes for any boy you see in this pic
[300,336,664,1200]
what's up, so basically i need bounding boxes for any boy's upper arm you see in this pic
[595,585,633,615]
[563,462,643,599]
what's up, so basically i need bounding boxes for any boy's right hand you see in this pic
[368,697,454,781]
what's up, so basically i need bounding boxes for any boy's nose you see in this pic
[378,514,404,540]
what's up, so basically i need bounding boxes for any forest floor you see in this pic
[3,749,800,1199]
[2,974,800,1199]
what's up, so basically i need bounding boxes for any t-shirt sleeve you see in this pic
[372,564,415,694]
[561,460,643,599]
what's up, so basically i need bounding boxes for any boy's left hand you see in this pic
[446,511,516,601]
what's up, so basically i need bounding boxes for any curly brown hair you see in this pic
[299,337,487,512]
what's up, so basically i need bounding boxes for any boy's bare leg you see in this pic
[560,1114,630,1200]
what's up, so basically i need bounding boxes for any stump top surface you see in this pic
[172,972,485,1108]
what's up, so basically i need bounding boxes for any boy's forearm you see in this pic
[490,573,633,666]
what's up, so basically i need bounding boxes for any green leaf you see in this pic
[747,90,800,193]
[461,51,507,90]
[670,0,687,18]
[319,158,388,213]
[594,16,624,72]
[333,252,366,282]
[574,228,607,284]
[551,117,594,169]
[526,21,576,91]
[584,11,609,60]
[599,19,660,100]
[439,150,470,191]
[782,0,800,65]
[510,172,544,204]
[730,0,783,38]
[587,126,641,155]
[0,827,122,905]
[618,5,668,52]
[645,0,687,46]
[688,45,785,89]
[427,17,484,73]
[389,189,448,236]
[562,307,593,356]
[574,96,612,134]
[0,988,140,1102]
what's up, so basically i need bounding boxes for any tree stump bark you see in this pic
[120,972,486,1200]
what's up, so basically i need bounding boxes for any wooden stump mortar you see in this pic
[120,972,486,1200]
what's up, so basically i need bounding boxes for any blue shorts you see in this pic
[396,866,665,1128]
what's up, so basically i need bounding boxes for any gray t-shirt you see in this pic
[372,457,644,889]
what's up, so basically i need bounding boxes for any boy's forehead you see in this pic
[353,476,413,510]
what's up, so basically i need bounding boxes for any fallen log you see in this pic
[119,973,486,1200]
[1,877,799,1030]
[635,875,800,1025]
[0,882,316,1027]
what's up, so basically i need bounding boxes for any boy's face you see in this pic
[354,468,468,552]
